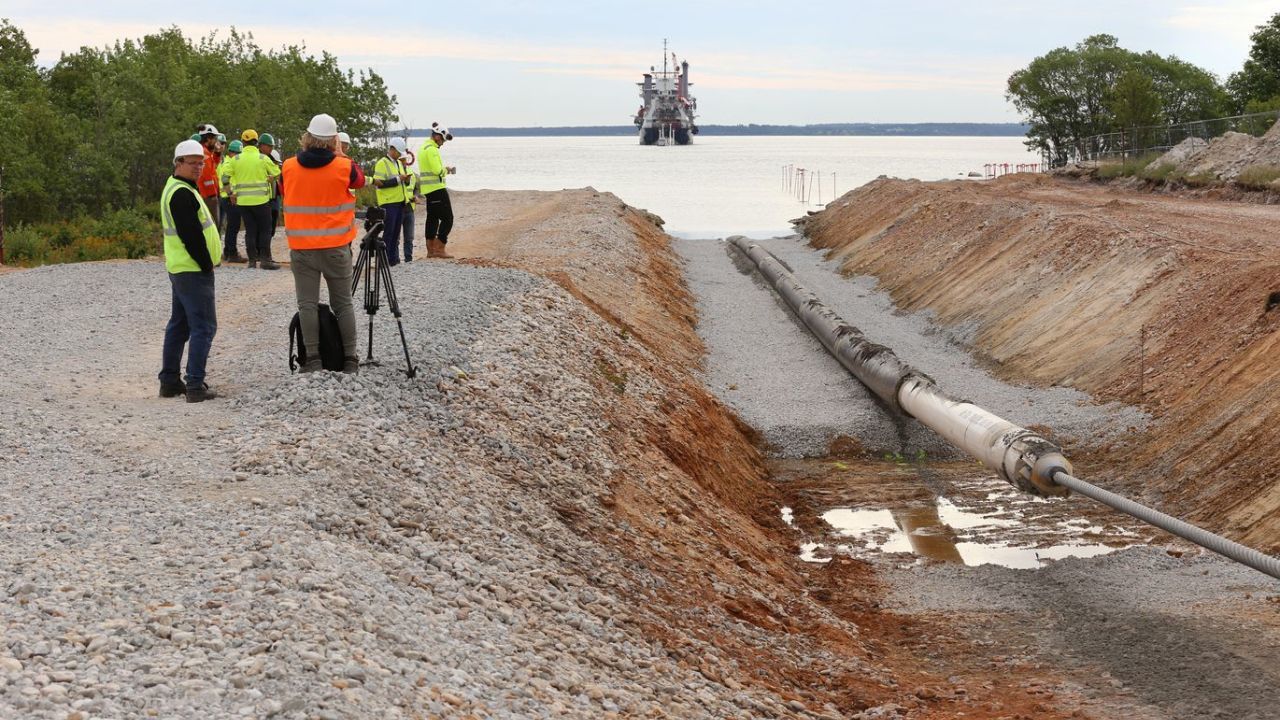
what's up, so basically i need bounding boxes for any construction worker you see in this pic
[281,113,367,373]
[159,139,222,403]
[219,140,246,262]
[196,124,222,227]
[372,137,412,265]
[226,129,281,269]
[401,143,419,262]
[337,132,351,155]
[418,123,455,259]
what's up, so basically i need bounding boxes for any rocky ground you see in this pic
[3,185,1277,720]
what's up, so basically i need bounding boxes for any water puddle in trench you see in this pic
[776,460,1152,570]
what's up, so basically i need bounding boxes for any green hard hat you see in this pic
[259,133,275,146]
[217,133,226,143]
[227,140,243,153]
[190,133,201,142]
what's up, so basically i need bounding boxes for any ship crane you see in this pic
[634,39,699,146]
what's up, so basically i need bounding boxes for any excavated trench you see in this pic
[463,187,1280,718]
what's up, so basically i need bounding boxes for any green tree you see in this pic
[1006,35,1131,165]
[1008,35,1227,165]
[1109,68,1162,151]
[1227,12,1280,110]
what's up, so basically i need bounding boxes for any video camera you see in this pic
[362,205,386,231]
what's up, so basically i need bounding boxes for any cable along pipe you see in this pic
[729,237,1280,581]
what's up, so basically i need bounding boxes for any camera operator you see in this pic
[280,114,367,374]
[417,122,456,259]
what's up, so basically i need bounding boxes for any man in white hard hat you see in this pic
[371,136,413,264]
[158,139,222,403]
[417,122,456,259]
[337,132,351,155]
[281,113,367,373]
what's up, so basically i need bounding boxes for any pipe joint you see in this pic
[1002,433,1072,497]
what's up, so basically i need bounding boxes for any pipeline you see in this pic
[729,236,1280,580]
[729,236,1069,497]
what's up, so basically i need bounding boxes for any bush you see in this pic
[3,224,50,265]
[1235,164,1280,190]
[2,209,160,267]
[1141,162,1178,181]
[1097,152,1165,179]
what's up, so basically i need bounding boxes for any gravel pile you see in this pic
[676,235,1147,458]
[0,247,836,718]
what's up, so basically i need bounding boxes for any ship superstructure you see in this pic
[634,40,698,145]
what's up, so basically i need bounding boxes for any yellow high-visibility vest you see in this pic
[161,176,222,273]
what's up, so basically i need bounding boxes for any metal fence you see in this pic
[1057,110,1280,166]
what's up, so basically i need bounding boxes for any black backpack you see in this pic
[289,304,345,372]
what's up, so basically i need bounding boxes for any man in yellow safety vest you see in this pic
[159,140,222,403]
[226,129,282,269]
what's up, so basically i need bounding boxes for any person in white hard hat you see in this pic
[371,136,413,264]
[337,132,351,155]
[281,113,367,373]
[158,139,222,403]
[417,122,456,259]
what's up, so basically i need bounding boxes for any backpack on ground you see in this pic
[289,304,345,372]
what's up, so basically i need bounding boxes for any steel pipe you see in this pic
[729,236,1070,496]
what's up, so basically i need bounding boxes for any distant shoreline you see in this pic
[405,123,1029,138]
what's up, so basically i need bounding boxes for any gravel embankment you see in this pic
[0,234,836,718]
[676,235,1147,458]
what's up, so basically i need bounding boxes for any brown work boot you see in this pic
[428,238,454,259]
[259,260,281,270]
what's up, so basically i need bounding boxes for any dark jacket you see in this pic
[296,149,366,189]
[169,175,214,273]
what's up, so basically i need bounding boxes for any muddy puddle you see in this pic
[774,458,1159,569]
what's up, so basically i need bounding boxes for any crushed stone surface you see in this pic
[0,249,834,718]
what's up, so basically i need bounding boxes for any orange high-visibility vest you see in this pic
[281,156,357,250]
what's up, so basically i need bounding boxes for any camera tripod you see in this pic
[351,217,417,378]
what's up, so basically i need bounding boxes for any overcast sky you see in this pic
[4,1,1275,127]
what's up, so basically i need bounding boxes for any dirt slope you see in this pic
[801,174,1280,551]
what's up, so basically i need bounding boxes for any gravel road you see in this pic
[675,234,1146,458]
[0,215,841,718]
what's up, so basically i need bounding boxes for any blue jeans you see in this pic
[159,272,217,389]
[381,203,404,265]
[402,204,415,261]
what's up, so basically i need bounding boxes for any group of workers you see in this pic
[159,115,458,402]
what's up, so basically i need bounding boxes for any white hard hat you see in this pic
[431,122,452,140]
[270,149,282,163]
[337,131,351,145]
[388,137,407,153]
[199,124,220,136]
[174,139,204,161]
[306,113,338,138]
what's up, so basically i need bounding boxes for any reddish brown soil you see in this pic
[803,174,1280,553]
[447,189,1099,718]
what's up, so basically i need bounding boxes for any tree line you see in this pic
[1008,13,1280,165]
[0,20,398,227]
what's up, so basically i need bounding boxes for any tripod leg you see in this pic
[374,245,417,378]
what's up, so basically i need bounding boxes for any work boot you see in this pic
[225,253,247,263]
[185,383,218,403]
[342,356,360,375]
[259,260,281,270]
[247,260,258,269]
[428,238,454,259]
[299,359,322,374]
[158,381,186,398]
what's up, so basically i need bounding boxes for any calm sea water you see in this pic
[436,135,1040,238]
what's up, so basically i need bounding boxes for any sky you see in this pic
[4,1,1275,127]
